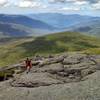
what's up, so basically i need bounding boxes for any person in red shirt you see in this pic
[25,58,32,73]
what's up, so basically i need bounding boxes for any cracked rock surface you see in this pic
[0,53,100,100]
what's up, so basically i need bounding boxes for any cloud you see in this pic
[0,0,100,12]
[49,0,66,3]
[17,0,40,8]
[74,1,88,5]
[60,6,80,11]
[85,0,99,4]
[48,0,99,4]
[0,0,8,6]
[48,0,100,11]
[14,0,47,9]
[91,1,100,10]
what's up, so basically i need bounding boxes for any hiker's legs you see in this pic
[26,66,31,73]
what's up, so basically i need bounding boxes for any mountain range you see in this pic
[28,13,100,37]
[67,18,100,37]
[0,14,55,37]
[29,13,93,28]
[0,13,100,37]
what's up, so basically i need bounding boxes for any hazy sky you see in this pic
[0,0,100,16]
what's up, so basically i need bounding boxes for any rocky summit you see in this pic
[0,52,100,100]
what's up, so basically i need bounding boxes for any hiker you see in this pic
[25,58,32,73]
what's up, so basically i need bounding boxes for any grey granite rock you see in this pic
[0,53,100,100]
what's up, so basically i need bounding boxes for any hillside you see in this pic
[0,14,54,29]
[17,31,100,55]
[0,37,34,66]
[0,32,100,66]
[68,18,100,37]
[0,22,36,37]
[0,22,52,37]
[0,14,55,37]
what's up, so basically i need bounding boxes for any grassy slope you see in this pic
[18,32,100,55]
[0,37,34,66]
[0,31,100,66]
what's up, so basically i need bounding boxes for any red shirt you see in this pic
[25,60,32,67]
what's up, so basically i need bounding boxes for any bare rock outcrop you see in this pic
[9,53,100,88]
[0,53,100,100]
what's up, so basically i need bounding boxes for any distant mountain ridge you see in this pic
[28,13,100,36]
[0,14,54,29]
[67,18,100,37]
[0,13,100,37]
[0,14,55,37]
[28,13,97,28]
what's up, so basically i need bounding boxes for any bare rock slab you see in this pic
[11,73,63,87]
